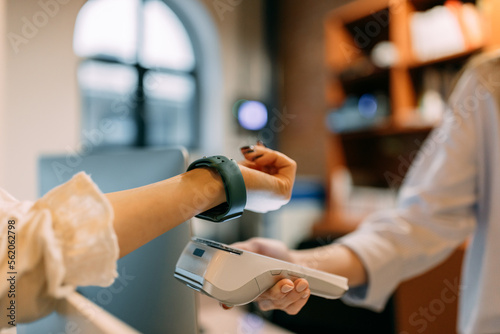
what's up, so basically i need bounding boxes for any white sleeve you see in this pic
[0,172,119,326]
[337,69,481,311]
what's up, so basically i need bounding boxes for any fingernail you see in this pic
[241,145,255,154]
[257,140,266,147]
[296,281,308,292]
[220,303,232,310]
[281,285,294,293]
[302,291,310,299]
[252,154,263,161]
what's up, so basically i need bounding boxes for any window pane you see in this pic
[140,1,196,71]
[144,71,196,147]
[78,61,138,147]
[74,0,139,63]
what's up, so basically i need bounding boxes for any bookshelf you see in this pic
[318,0,500,332]
[317,0,500,235]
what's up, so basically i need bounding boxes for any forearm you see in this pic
[106,168,225,258]
[290,244,367,287]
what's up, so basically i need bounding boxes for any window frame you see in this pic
[149,0,224,155]
[75,0,204,149]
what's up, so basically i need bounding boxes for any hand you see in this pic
[231,237,293,262]
[230,238,311,315]
[255,278,310,315]
[238,143,296,213]
[220,278,311,315]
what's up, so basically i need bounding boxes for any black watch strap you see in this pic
[187,155,246,222]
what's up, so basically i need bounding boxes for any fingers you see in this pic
[240,144,296,177]
[239,145,267,173]
[238,142,297,213]
[219,277,311,315]
[232,237,272,253]
[256,278,310,315]
[230,238,261,253]
[240,141,266,163]
[231,237,292,262]
[239,143,296,191]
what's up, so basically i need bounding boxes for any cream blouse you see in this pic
[0,172,119,328]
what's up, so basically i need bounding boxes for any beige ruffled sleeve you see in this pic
[0,172,119,327]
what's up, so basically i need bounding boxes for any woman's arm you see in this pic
[107,167,225,258]
[0,145,295,327]
[108,144,296,258]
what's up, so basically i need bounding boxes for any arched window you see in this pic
[74,0,200,149]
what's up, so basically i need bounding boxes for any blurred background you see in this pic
[1,0,499,333]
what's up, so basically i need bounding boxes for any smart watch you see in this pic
[187,155,246,222]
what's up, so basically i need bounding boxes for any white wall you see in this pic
[1,0,85,200]
[0,0,6,187]
[0,0,268,201]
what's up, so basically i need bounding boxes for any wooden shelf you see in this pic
[337,65,389,89]
[326,0,389,23]
[407,47,483,68]
[410,0,475,11]
[336,122,433,140]
[323,0,499,188]
[322,0,500,226]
